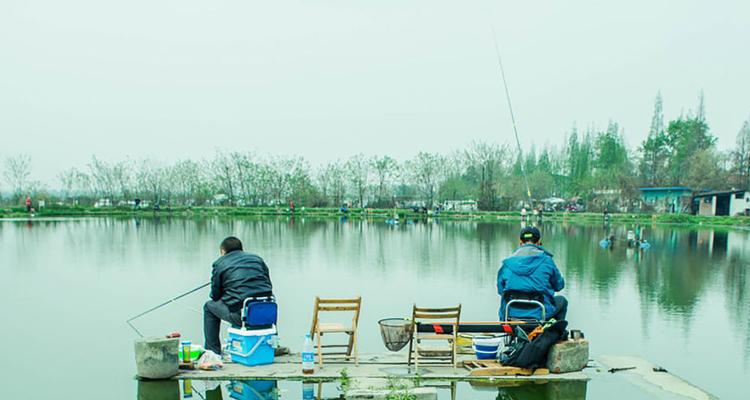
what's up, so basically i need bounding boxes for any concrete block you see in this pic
[546,339,589,374]
[134,337,179,379]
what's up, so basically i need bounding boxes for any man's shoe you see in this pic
[274,346,290,356]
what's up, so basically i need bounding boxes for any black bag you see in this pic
[502,320,568,369]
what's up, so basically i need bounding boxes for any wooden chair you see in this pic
[408,304,461,371]
[309,296,361,366]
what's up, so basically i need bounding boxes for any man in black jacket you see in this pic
[203,236,273,354]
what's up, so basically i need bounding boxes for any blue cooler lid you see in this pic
[227,327,277,336]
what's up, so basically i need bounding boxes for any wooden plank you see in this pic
[318,306,360,311]
[317,298,361,304]
[469,366,549,377]
[414,312,460,319]
[462,360,549,377]
[414,307,461,313]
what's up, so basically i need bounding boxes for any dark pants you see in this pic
[204,300,242,354]
[551,295,568,321]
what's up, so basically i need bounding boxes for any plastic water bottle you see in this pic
[302,334,314,374]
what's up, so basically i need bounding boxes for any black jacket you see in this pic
[210,250,273,312]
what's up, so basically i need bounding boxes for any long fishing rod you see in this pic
[491,26,533,205]
[126,281,211,337]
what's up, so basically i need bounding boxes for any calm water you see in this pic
[1,217,748,399]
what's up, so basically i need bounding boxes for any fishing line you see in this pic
[172,298,232,327]
[126,282,211,337]
[491,26,533,204]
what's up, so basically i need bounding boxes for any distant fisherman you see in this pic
[497,227,567,321]
[204,236,273,354]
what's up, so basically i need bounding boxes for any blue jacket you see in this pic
[497,244,565,320]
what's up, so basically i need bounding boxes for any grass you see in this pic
[1,204,749,228]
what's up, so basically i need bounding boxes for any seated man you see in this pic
[204,236,273,354]
[497,226,567,321]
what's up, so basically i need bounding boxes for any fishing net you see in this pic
[378,318,413,352]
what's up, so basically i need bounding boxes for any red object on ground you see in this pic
[166,331,181,338]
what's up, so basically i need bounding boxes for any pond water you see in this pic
[1,217,747,399]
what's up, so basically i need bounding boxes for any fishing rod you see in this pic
[126,281,211,337]
[491,26,533,206]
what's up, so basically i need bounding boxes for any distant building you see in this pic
[639,187,694,214]
[693,190,750,216]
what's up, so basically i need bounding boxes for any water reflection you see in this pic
[491,381,587,400]
[136,380,279,400]
[137,380,179,400]
[133,379,585,400]
[227,380,278,400]
[2,218,749,399]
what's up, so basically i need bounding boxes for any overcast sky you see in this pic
[1,0,749,184]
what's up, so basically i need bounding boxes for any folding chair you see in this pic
[503,291,546,325]
[309,296,361,366]
[408,304,461,371]
[502,291,546,346]
[240,295,278,329]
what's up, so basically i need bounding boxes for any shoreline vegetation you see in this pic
[3,94,749,219]
[2,205,748,228]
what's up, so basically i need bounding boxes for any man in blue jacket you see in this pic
[204,236,273,354]
[497,226,567,321]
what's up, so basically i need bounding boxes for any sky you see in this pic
[1,0,749,184]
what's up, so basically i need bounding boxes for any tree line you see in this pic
[3,93,749,211]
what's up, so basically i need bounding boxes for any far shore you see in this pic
[2,205,748,229]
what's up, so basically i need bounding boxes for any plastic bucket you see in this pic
[472,336,503,360]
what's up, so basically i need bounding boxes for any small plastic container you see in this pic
[226,327,276,366]
[181,340,192,363]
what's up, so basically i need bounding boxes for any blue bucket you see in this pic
[472,336,503,360]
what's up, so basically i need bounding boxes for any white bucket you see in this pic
[472,335,503,360]
[472,336,503,347]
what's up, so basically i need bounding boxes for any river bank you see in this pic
[1,205,749,228]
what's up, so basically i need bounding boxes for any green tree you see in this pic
[565,126,594,195]
[665,116,716,186]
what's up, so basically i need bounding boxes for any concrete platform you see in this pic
[596,356,717,400]
[174,353,589,382]
[170,353,718,400]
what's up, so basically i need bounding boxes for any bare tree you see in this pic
[345,154,371,207]
[371,155,399,207]
[732,117,750,189]
[3,154,32,202]
[465,142,509,210]
[210,151,237,205]
[58,167,92,203]
[87,156,118,202]
[318,161,347,206]
[405,152,444,207]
